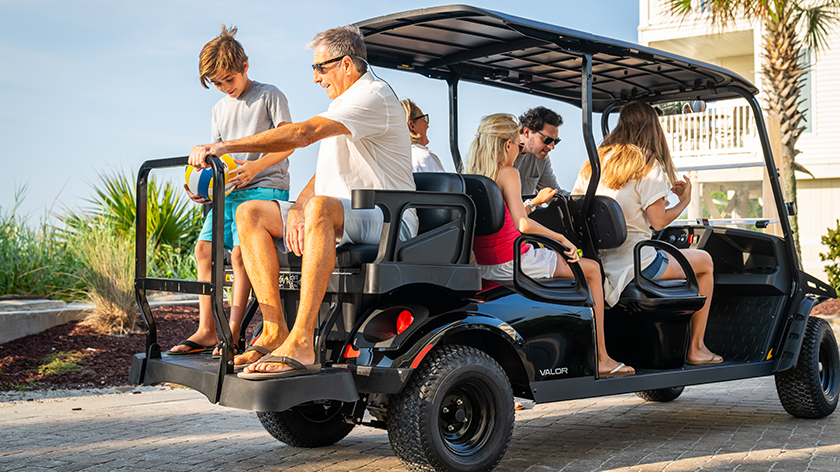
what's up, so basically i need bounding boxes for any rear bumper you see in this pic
[129,353,359,411]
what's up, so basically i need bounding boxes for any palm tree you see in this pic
[667,0,840,255]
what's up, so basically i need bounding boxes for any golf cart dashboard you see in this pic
[657,225,791,296]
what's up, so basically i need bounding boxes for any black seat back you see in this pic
[567,195,627,250]
[462,174,505,236]
[414,173,465,234]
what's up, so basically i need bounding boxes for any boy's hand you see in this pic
[189,142,227,168]
[562,239,579,263]
[228,159,263,188]
[183,184,209,204]
[285,206,306,256]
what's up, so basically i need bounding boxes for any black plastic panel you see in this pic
[704,295,785,362]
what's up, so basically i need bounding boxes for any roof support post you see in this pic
[579,54,600,248]
[446,74,464,172]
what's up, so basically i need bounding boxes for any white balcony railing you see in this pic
[659,103,758,159]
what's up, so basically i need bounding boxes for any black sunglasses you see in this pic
[312,56,345,73]
[410,113,429,124]
[536,130,561,146]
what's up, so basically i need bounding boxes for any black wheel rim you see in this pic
[294,401,343,424]
[437,378,495,456]
[818,337,839,399]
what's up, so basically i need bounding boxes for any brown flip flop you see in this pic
[687,354,724,365]
[237,355,321,380]
[233,345,273,372]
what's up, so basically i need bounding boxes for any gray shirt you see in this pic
[211,81,292,191]
[513,152,563,195]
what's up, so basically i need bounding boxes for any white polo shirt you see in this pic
[316,72,418,233]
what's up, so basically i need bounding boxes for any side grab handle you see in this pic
[633,239,700,299]
[513,233,593,306]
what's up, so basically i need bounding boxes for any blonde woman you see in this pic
[467,113,634,377]
[400,98,445,173]
[574,101,721,365]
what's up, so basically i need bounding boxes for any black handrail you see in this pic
[135,155,232,402]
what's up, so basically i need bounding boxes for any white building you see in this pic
[639,0,840,282]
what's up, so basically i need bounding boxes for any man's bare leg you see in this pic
[235,200,292,365]
[245,196,344,373]
[169,240,218,352]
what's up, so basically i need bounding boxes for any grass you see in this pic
[67,218,137,335]
[0,186,86,301]
[38,351,88,376]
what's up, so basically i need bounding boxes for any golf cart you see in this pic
[130,5,839,472]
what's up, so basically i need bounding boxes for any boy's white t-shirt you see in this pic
[316,72,418,233]
[573,160,671,306]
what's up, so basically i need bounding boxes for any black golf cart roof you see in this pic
[355,5,758,112]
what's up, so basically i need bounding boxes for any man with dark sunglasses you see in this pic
[187,25,417,380]
[514,106,568,200]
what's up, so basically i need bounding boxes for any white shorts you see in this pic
[272,197,418,252]
[478,247,559,281]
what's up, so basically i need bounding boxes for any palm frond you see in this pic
[792,0,840,55]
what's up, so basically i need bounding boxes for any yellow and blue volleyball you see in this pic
[184,154,238,201]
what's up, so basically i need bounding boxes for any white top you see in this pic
[411,144,446,173]
[316,72,418,233]
[573,161,671,306]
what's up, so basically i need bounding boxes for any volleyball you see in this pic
[184,154,238,201]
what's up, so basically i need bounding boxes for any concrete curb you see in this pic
[0,295,200,344]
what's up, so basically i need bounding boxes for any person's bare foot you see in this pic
[168,334,217,353]
[599,359,635,376]
[244,337,316,374]
[687,346,723,365]
[212,328,242,357]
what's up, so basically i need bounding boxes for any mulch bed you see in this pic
[1,298,838,393]
[0,304,261,391]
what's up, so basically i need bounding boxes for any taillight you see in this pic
[396,310,414,334]
[344,344,360,358]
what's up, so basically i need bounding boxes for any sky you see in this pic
[0,0,640,223]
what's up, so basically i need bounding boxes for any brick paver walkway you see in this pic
[2,376,839,472]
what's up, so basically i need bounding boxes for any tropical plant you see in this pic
[667,0,840,256]
[0,186,85,300]
[820,219,840,293]
[64,169,203,253]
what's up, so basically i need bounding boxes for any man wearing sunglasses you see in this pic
[514,106,568,200]
[187,25,417,379]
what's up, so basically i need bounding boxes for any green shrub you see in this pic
[0,186,85,300]
[820,219,840,294]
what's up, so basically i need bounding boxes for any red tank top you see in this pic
[473,204,531,265]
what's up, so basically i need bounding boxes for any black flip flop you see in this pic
[232,345,273,372]
[212,342,242,359]
[166,339,214,355]
[237,355,321,380]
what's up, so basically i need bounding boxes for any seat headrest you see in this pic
[462,174,505,236]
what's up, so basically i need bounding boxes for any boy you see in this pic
[169,25,293,356]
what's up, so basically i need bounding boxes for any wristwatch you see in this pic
[524,199,536,212]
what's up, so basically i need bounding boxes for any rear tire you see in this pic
[775,317,839,419]
[387,345,514,472]
[257,401,355,447]
[636,386,685,402]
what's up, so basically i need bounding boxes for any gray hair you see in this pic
[308,25,368,74]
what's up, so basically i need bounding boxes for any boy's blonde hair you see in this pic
[400,98,422,144]
[580,101,677,189]
[465,113,519,181]
[199,25,248,88]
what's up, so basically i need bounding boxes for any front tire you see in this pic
[387,345,514,472]
[257,401,355,447]
[775,317,840,419]
[636,386,684,402]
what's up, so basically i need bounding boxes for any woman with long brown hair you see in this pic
[574,101,721,365]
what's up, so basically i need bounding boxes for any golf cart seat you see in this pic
[272,172,480,294]
[462,174,587,300]
[582,196,706,368]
